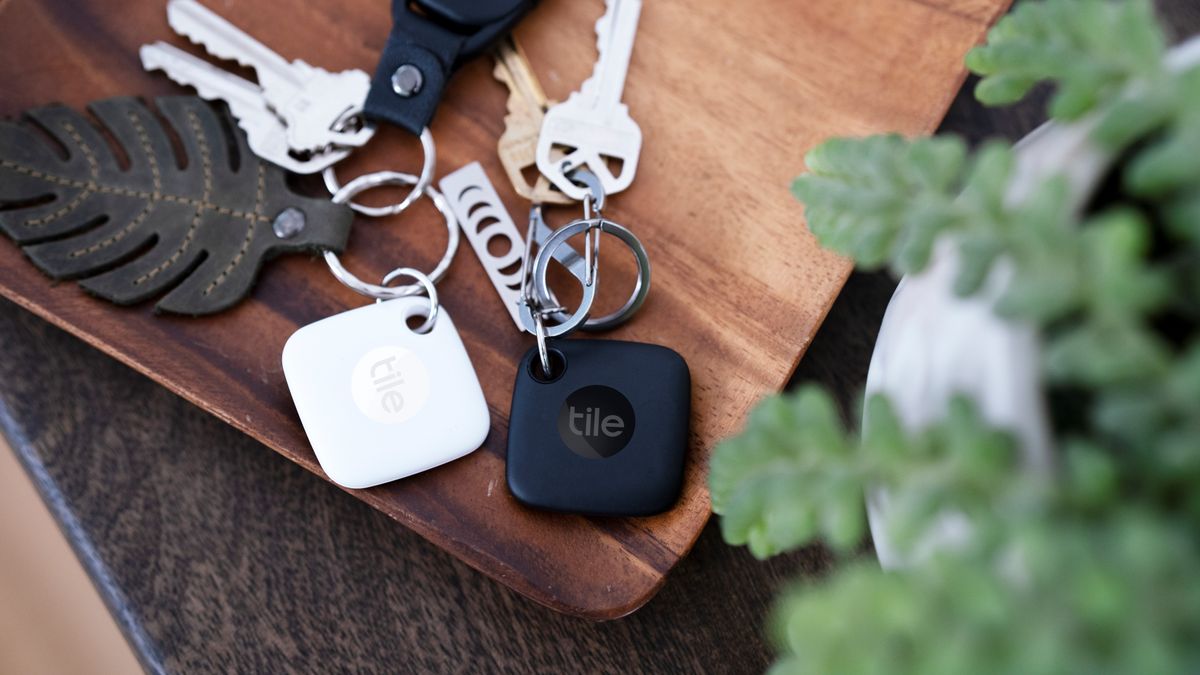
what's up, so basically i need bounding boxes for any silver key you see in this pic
[141,0,373,173]
[166,0,372,153]
[140,42,340,174]
[536,0,643,200]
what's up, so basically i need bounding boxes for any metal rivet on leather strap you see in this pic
[391,64,424,97]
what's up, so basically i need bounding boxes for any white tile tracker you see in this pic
[282,295,489,489]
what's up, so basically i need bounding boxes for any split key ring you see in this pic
[533,217,651,333]
[324,169,459,301]
[322,128,436,218]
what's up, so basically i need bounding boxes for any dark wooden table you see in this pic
[3,3,1195,672]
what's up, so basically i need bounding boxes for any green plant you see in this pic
[709,1,1200,672]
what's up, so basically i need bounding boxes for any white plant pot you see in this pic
[863,37,1200,569]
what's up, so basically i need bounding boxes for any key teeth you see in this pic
[161,72,232,112]
[291,59,319,78]
[166,0,285,77]
[579,0,623,101]
[151,0,368,173]
[139,46,267,134]
[138,43,165,70]
[594,3,612,59]
[171,23,262,74]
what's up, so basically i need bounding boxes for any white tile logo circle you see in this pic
[351,346,430,424]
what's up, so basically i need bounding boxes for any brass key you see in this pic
[493,37,571,205]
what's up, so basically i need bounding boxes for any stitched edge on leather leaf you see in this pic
[0,96,352,315]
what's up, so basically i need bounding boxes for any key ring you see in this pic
[516,217,599,339]
[375,267,439,334]
[569,163,606,215]
[325,169,459,301]
[531,167,646,331]
[322,127,436,217]
[533,311,553,378]
[516,266,598,338]
[534,217,651,332]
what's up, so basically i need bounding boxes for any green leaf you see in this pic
[970,70,1038,107]
[1044,319,1170,386]
[1078,209,1171,318]
[709,387,860,557]
[1093,93,1175,149]
[1063,438,1119,507]
[794,135,986,278]
[1162,192,1200,244]
[968,0,1164,119]
[1124,122,1200,197]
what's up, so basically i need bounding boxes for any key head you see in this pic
[506,339,690,516]
[535,96,642,201]
[497,110,572,204]
[238,108,353,174]
[495,95,571,203]
[492,40,571,204]
[260,64,374,155]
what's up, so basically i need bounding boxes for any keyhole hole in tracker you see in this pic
[405,312,430,333]
[375,267,442,335]
[529,347,567,383]
[399,300,436,334]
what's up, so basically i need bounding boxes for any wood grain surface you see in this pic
[0,0,1009,617]
[2,3,1197,667]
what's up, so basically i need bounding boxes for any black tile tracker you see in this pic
[506,339,691,517]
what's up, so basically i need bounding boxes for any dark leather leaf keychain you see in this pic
[0,96,352,315]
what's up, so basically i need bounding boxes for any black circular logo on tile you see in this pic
[557,385,636,459]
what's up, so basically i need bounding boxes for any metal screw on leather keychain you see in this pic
[324,0,540,216]
[281,171,490,489]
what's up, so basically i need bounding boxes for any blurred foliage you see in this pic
[966,0,1165,119]
[711,0,1200,672]
[711,392,1018,558]
[767,516,1200,675]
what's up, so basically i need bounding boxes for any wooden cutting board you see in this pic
[0,0,1009,618]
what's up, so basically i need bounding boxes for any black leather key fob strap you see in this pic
[364,0,538,135]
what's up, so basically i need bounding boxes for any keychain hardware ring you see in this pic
[322,127,436,217]
[534,218,651,332]
[517,219,600,338]
[325,170,459,301]
[568,164,606,215]
[517,283,597,338]
[375,267,439,334]
[564,168,604,285]
[323,106,376,150]
[534,312,553,378]
[516,206,600,339]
